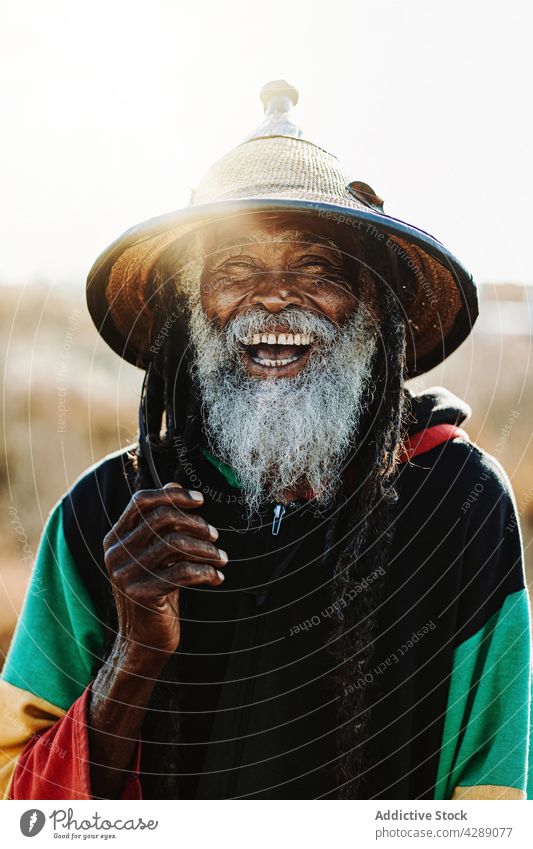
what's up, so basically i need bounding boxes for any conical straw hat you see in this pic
[86,80,477,376]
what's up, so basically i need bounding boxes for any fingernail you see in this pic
[218,549,228,564]
[208,524,219,540]
[189,490,203,501]
[216,570,225,581]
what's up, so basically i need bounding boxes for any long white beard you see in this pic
[187,301,378,513]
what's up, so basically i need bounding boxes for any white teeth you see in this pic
[243,331,315,346]
[252,355,299,367]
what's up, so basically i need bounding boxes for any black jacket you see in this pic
[60,385,528,799]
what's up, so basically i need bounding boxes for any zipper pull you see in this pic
[272,503,286,535]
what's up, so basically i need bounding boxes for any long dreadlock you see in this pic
[120,225,411,799]
[326,284,408,798]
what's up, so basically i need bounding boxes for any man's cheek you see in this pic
[313,281,358,320]
[200,276,220,308]
[200,280,237,325]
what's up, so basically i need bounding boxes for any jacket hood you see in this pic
[405,385,471,436]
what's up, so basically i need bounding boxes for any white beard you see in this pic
[187,300,378,513]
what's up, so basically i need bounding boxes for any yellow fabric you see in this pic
[0,678,65,799]
[452,784,526,800]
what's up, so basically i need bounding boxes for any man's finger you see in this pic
[111,503,218,550]
[143,504,218,541]
[105,484,205,541]
[129,562,225,598]
[154,533,228,566]
[165,560,226,587]
[105,529,227,579]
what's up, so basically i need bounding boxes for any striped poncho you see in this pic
[0,387,532,799]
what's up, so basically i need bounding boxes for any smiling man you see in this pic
[187,214,380,511]
[1,82,532,801]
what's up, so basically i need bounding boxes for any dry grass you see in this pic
[0,560,32,663]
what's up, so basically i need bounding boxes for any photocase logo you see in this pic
[20,809,46,837]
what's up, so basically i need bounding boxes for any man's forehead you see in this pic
[199,214,346,253]
[207,230,341,251]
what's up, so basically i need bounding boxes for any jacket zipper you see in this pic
[272,503,286,535]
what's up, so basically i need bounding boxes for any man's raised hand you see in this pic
[103,482,227,664]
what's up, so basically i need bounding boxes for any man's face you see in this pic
[184,212,379,509]
[198,214,373,379]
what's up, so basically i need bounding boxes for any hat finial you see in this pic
[244,79,302,142]
[259,80,299,114]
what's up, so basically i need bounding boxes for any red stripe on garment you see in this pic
[9,684,142,800]
[398,424,469,464]
[315,424,470,499]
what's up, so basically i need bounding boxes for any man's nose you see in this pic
[249,274,303,313]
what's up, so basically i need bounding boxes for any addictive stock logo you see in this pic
[20,809,46,837]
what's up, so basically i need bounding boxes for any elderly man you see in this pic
[1,82,531,801]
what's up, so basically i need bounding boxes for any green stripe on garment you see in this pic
[434,588,532,800]
[1,501,105,711]
[201,447,242,490]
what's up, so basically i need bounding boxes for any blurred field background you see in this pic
[0,281,532,663]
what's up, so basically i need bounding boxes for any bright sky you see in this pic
[1,0,532,288]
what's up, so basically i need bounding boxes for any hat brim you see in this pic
[86,196,478,377]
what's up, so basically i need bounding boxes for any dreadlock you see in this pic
[120,224,411,799]
[326,280,408,798]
